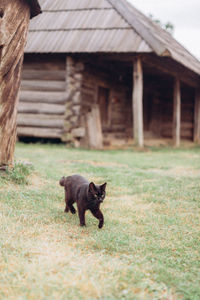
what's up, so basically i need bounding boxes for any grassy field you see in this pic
[0,143,200,300]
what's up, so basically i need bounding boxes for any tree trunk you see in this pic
[0,0,30,169]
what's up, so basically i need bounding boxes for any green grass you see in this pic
[0,142,200,299]
[3,161,34,185]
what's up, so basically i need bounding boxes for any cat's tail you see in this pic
[59,176,66,187]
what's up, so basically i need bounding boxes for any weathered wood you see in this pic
[86,105,103,149]
[163,130,193,139]
[17,127,62,138]
[21,80,66,91]
[22,69,66,81]
[19,90,68,104]
[0,0,30,168]
[23,58,66,71]
[17,114,64,128]
[18,102,65,115]
[172,78,181,147]
[143,54,199,88]
[132,57,144,147]
[163,122,193,130]
[194,88,200,144]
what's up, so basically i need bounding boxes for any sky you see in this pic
[127,0,200,60]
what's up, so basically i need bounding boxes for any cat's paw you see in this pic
[70,207,76,214]
[80,223,86,227]
[98,223,103,229]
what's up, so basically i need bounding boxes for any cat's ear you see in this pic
[101,182,107,191]
[89,182,97,194]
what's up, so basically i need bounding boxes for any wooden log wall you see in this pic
[17,55,67,139]
[143,75,195,141]
[161,85,195,140]
[80,62,132,146]
[61,56,84,144]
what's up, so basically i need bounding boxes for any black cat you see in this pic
[59,174,107,229]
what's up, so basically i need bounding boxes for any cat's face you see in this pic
[89,182,107,204]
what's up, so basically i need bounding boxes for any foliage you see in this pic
[0,143,200,299]
[3,161,34,185]
[149,14,174,35]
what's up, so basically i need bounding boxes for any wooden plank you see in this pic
[172,78,181,147]
[17,127,62,138]
[22,69,66,81]
[17,114,64,128]
[21,80,66,91]
[86,105,103,149]
[163,122,193,130]
[194,88,200,143]
[132,57,144,147]
[18,102,65,115]
[19,90,68,104]
[162,129,193,139]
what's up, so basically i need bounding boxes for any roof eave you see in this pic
[108,0,167,56]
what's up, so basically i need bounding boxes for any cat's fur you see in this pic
[59,174,107,229]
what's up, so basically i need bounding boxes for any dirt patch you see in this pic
[28,174,49,188]
[60,159,128,169]
[149,167,200,178]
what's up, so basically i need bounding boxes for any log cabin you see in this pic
[0,0,41,169]
[18,0,200,148]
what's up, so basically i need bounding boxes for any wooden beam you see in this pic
[132,57,144,147]
[194,88,200,144]
[22,69,66,81]
[172,78,181,147]
[18,102,65,115]
[17,127,62,139]
[17,113,64,128]
[142,55,200,88]
[21,80,66,92]
[19,90,68,104]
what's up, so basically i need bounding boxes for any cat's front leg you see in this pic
[91,209,104,229]
[64,190,69,213]
[77,205,86,227]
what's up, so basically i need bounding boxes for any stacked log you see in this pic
[17,59,66,139]
[62,57,85,144]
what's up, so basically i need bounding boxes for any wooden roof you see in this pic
[25,0,200,75]
[26,0,41,18]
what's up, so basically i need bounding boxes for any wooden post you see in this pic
[194,88,200,144]
[0,0,31,169]
[172,78,181,147]
[132,57,144,147]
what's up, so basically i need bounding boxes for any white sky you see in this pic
[127,0,200,60]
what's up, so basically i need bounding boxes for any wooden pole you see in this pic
[132,57,144,147]
[0,0,30,169]
[172,78,181,147]
[194,88,200,144]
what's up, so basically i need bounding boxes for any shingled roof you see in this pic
[25,0,200,75]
